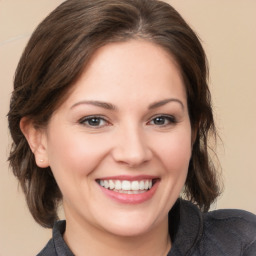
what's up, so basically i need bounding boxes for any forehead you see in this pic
[60,40,187,109]
[84,39,182,81]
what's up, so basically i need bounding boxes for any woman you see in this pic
[8,0,256,255]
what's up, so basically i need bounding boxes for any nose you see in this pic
[111,125,152,167]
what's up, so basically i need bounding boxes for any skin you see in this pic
[22,40,193,256]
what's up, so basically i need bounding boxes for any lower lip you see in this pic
[97,181,159,204]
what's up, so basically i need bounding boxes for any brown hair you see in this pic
[8,0,220,228]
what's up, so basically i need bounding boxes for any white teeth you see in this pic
[115,180,122,190]
[113,189,148,194]
[145,180,149,190]
[131,181,139,190]
[139,180,145,190]
[109,180,115,190]
[122,180,131,190]
[104,180,109,189]
[98,179,154,192]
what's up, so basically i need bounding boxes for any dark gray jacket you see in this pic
[37,199,256,255]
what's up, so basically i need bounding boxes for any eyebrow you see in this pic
[71,98,184,111]
[71,100,116,110]
[148,98,184,110]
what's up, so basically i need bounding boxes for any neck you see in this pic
[63,212,171,256]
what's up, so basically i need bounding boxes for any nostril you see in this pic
[112,144,152,166]
[112,149,152,167]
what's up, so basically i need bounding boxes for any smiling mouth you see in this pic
[96,179,158,194]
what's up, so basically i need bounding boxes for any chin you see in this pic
[97,210,166,238]
[104,222,154,238]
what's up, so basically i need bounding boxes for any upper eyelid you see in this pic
[149,114,176,120]
[78,115,110,125]
[146,114,177,125]
[79,115,107,121]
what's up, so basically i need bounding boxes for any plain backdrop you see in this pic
[1,0,255,255]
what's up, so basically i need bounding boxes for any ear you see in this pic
[20,117,49,168]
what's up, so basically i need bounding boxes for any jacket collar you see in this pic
[168,199,203,255]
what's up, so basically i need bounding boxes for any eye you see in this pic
[148,115,176,126]
[79,116,109,128]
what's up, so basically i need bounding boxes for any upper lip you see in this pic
[96,175,159,181]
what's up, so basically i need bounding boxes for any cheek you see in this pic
[46,128,108,177]
[153,127,192,171]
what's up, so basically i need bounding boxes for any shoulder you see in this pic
[202,208,256,255]
[169,200,256,255]
[204,208,256,235]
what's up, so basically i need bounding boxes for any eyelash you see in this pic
[148,115,177,126]
[78,115,109,128]
[78,114,176,128]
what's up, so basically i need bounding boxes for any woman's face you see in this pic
[40,40,192,237]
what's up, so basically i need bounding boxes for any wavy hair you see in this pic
[8,0,220,228]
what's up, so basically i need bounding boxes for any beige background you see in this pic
[1,0,255,255]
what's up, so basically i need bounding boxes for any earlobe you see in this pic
[20,117,49,168]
